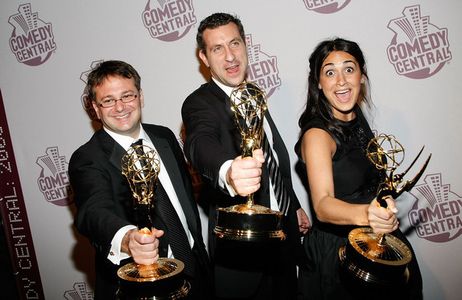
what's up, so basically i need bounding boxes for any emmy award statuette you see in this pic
[339,134,431,286]
[116,143,190,299]
[213,81,286,242]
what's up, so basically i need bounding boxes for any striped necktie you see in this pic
[262,134,290,215]
[154,181,195,277]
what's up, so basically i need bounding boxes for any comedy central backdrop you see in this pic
[0,0,461,299]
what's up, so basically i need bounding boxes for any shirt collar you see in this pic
[104,124,149,151]
[212,77,235,98]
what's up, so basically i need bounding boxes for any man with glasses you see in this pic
[69,60,211,299]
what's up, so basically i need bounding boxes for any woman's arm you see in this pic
[301,128,398,233]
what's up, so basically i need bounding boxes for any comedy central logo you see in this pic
[408,173,462,243]
[387,5,452,79]
[80,60,104,121]
[142,0,196,42]
[8,3,57,66]
[36,147,73,206]
[245,35,281,98]
[64,282,93,300]
[303,0,351,13]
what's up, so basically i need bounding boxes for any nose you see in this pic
[113,98,125,111]
[336,73,346,86]
[224,46,235,62]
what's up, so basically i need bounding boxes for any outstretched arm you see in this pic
[301,128,397,232]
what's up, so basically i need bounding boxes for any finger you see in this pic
[133,248,159,265]
[151,228,164,238]
[230,173,262,192]
[237,175,262,186]
[229,161,262,179]
[240,156,263,168]
[383,197,398,213]
[235,183,261,197]
[136,231,155,244]
[252,149,265,163]
[371,199,396,219]
[370,216,399,233]
[240,167,262,179]
[377,196,398,213]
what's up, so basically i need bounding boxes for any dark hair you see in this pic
[86,60,141,102]
[196,12,245,51]
[298,38,370,138]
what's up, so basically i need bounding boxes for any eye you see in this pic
[325,70,335,77]
[121,94,132,101]
[230,40,241,48]
[345,66,355,73]
[102,98,114,105]
[212,45,223,54]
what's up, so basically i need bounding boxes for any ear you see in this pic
[139,89,144,108]
[91,101,101,119]
[361,75,365,84]
[318,83,322,90]
[199,50,209,68]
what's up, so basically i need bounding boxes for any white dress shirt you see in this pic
[106,125,194,265]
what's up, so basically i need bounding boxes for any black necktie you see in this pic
[131,139,195,277]
[262,134,290,215]
[154,180,195,277]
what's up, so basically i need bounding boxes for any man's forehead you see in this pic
[203,23,241,42]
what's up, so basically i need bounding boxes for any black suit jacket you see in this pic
[69,124,210,299]
[182,81,301,298]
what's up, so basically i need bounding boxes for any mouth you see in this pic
[226,63,240,74]
[113,112,130,119]
[335,89,351,103]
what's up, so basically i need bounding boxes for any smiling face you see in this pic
[199,22,248,87]
[318,50,365,121]
[91,75,143,138]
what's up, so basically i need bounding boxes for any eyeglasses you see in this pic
[97,93,138,108]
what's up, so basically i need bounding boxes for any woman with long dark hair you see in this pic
[295,38,422,299]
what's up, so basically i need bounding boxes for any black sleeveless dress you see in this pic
[295,108,422,300]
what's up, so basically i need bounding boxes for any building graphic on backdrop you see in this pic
[80,60,104,121]
[387,5,452,79]
[8,3,57,66]
[142,0,196,42]
[245,35,281,99]
[36,147,73,206]
[303,0,351,14]
[408,173,462,243]
[64,282,93,300]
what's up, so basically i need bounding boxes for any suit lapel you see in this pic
[208,80,229,104]
[96,130,126,172]
[207,80,235,119]
[206,80,243,151]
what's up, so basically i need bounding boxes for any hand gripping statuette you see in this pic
[339,134,431,286]
[214,81,286,242]
[117,143,190,299]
